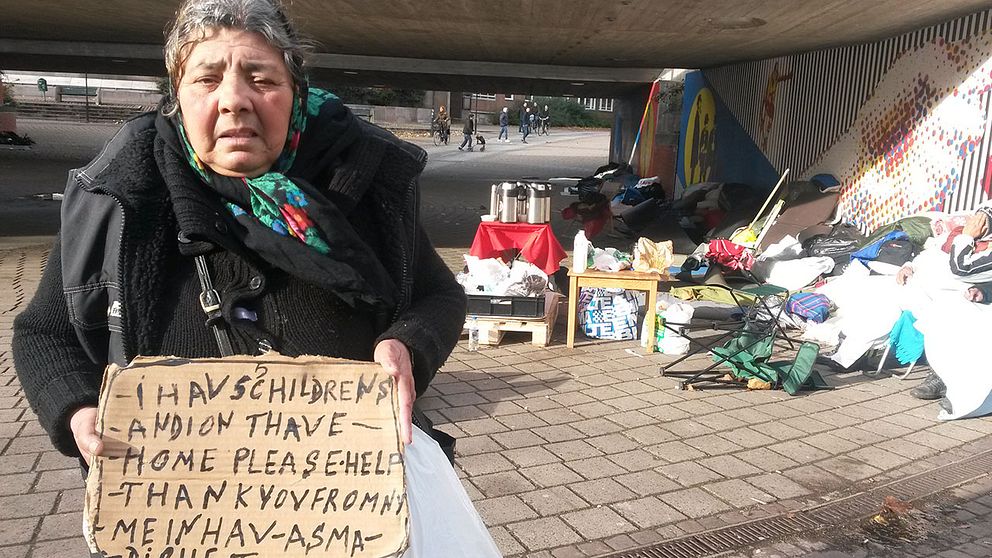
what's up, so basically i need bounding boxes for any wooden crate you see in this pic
[465,292,561,347]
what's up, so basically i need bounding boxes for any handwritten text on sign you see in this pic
[84,355,408,558]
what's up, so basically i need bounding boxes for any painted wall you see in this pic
[685,9,992,232]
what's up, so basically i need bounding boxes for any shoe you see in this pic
[522,140,528,144]
[938,397,953,414]
[910,372,946,400]
[458,147,463,151]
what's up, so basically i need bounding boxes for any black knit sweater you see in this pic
[13,117,466,458]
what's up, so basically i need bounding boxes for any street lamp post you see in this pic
[84,73,90,123]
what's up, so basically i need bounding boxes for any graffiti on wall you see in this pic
[635,80,661,177]
[684,87,717,184]
[758,63,793,152]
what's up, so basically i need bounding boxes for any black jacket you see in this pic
[13,111,467,457]
[462,117,474,135]
[499,111,509,127]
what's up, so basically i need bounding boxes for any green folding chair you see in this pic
[660,282,796,390]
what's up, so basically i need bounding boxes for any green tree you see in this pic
[322,86,425,107]
[509,97,611,128]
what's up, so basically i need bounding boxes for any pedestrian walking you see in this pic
[521,107,531,143]
[459,113,475,151]
[498,107,509,142]
[518,101,528,133]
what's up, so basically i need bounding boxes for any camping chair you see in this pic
[659,282,798,390]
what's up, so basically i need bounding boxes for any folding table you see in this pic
[565,269,666,354]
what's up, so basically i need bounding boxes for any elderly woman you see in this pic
[12,0,466,468]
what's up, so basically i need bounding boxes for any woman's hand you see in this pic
[963,212,989,239]
[896,265,914,286]
[69,406,103,465]
[374,339,415,445]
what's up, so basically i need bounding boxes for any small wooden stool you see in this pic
[566,269,664,353]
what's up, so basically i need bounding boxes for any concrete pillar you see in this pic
[610,82,682,196]
[0,110,16,134]
[610,84,652,167]
[449,91,463,120]
[428,90,450,112]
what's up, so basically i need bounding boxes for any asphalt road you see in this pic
[0,119,611,249]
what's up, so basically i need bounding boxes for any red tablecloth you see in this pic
[469,222,567,275]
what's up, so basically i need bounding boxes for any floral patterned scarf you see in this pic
[163,86,397,310]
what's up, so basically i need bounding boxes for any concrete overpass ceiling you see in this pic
[2,0,989,96]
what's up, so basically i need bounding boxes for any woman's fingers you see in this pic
[373,339,415,445]
[397,366,415,446]
[69,406,103,465]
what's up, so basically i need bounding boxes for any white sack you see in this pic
[659,303,695,355]
[758,257,835,291]
[404,427,503,557]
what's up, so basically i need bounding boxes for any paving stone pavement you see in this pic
[3,121,992,557]
[4,242,992,557]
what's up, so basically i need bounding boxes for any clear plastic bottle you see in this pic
[573,230,589,273]
[467,317,480,351]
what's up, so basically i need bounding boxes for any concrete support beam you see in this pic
[309,53,663,84]
[610,84,652,166]
[1,39,662,98]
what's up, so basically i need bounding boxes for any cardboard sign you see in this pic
[84,355,408,558]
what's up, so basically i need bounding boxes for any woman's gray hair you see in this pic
[163,0,310,94]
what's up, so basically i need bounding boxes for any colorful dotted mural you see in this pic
[702,10,992,233]
[818,35,992,231]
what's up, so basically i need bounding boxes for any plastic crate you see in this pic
[466,294,545,318]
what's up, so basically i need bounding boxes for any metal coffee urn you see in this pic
[515,182,530,223]
[526,182,551,224]
[488,183,500,217]
[499,182,520,222]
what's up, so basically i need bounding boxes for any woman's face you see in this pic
[177,28,294,178]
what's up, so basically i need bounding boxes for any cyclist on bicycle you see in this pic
[435,105,451,141]
[539,104,550,134]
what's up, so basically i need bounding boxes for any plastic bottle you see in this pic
[573,230,590,273]
[467,317,480,351]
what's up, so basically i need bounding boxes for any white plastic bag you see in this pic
[461,255,511,294]
[403,427,503,557]
[659,303,694,354]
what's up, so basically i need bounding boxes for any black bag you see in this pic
[875,239,916,266]
[803,224,865,276]
[576,177,604,203]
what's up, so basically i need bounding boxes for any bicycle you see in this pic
[537,117,550,136]
[431,122,450,146]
